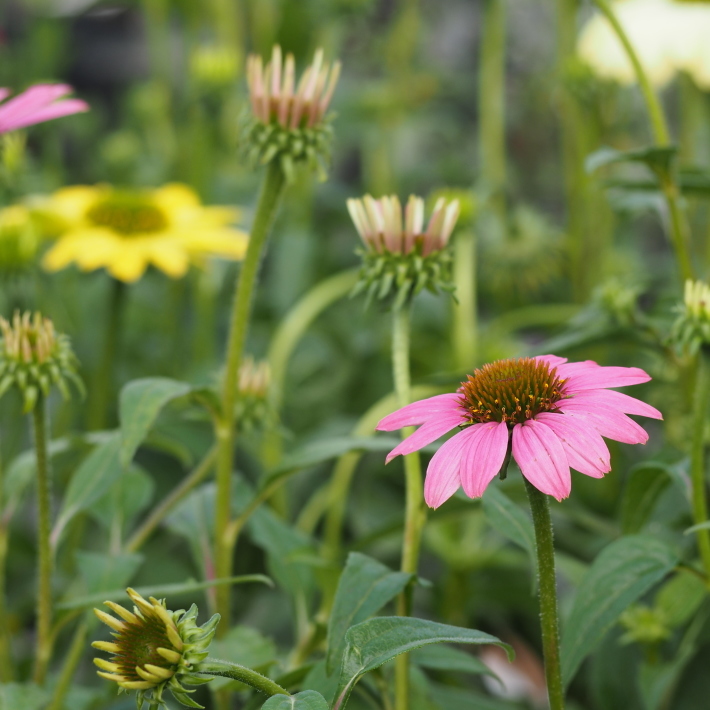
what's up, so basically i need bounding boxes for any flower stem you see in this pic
[32,396,53,684]
[89,278,126,430]
[214,160,286,630]
[0,447,13,682]
[690,350,710,578]
[46,618,88,710]
[392,304,425,710]
[196,658,289,696]
[591,0,694,283]
[452,228,477,371]
[524,477,564,710]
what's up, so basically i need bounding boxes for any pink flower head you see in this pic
[347,194,460,256]
[377,355,662,506]
[0,84,89,134]
[246,45,341,129]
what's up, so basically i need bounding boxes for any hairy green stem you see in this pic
[32,397,53,684]
[592,0,693,282]
[125,446,217,553]
[196,658,289,696]
[392,305,424,710]
[0,446,13,682]
[690,350,710,578]
[46,619,88,710]
[214,160,286,630]
[89,278,126,430]
[525,478,564,710]
[452,228,477,371]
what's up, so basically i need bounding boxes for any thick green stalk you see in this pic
[524,478,564,710]
[690,350,710,578]
[0,446,13,682]
[125,446,218,553]
[392,305,424,710]
[196,658,289,696]
[592,0,694,282]
[46,619,88,710]
[452,229,477,371]
[89,278,126,430]
[214,160,286,629]
[32,397,53,684]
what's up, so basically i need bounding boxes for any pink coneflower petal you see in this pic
[460,421,509,499]
[534,354,568,368]
[424,426,481,508]
[559,364,651,391]
[535,412,610,478]
[0,84,88,133]
[556,400,649,445]
[385,412,465,463]
[565,390,662,420]
[6,99,89,131]
[0,89,10,103]
[512,421,571,501]
[376,393,464,430]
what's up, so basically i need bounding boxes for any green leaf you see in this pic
[411,644,498,679]
[88,465,155,532]
[620,463,672,534]
[51,432,123,546]
[261,691,330,710]
[585,145,677,177]
[119,377,192,466]
[326,552,413,674]
[56,574,271,611]
[0,684,49,710]
[654,569,706,628]
[75,551,143,596]
[561,535,678,686]
[333,617,512,709]
[481,486,535,560]
[209,626,277,691]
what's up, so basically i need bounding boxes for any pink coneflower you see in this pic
[377,355,662,505]
[347,194,460,257]
[0,84,88,134]
[246,45,340,129]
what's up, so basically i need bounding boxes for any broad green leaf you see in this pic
[481,486,535,560]
[620,463,672,533]
[411,643,498,679]
[585,145,677,177]
[561,536,678,686]
[333,617,512,709]
[51,432,123,546]
[427,682,521,710]
[75,551,143,596]
[56,574,271,611]
[654,569,706,628]
[88,465,155,532]
[209,626,277,691]
[326,552,412,674]
[261,691,330,710]
[0,684,49,710]
[119,377,192,466]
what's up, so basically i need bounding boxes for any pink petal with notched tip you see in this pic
[512,421,571,501]
[556,400,649,445]
[558,363,651,391]
[563,389,662,420]
[424,426,483,509]
[460,421,509,499]
[534,355,568,368]
[535,412,610,478]
[376,393,466,430]
[385,412,465,463]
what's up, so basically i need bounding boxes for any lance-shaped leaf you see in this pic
[261,691,330,710]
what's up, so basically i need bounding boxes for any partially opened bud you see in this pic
[347,193,460,309]
[670,279,710,355]
[242,45,341,181]
[236,357,274,431]
[0,311,82,412]
[92,588,220,709]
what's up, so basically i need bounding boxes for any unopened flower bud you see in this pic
[236,357,273,431]
[0,311,82,412]
[670,279,710,355]
[190,44,240,89]
[347,193,460,309]
[92,588,219,709]
[242,45,340,181]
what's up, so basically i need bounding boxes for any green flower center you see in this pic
[113,614,178,684]
[87,193,168,235]
[459,357,566,425]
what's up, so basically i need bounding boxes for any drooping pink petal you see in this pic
[376,393,466,430]
[424,426,482,508]
[460,421,509,499]
[563,389,662,420]
[535,412,610,478]
[5,99,89,131]
[558,363,651,392]
[0,84,88,133]
[385,412,465,463]
[556,400,649,445]
[534,354,568,368]
[512,421,571,501]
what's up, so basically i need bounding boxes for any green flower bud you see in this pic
[347,193,460,310]
[619,605,670,646]
[0,205,40,276]
[0,311,82,412]
[670,279,710,355]
[235,357,274,432]
[92,588,220,709]
[190,43,240,89]
[241,45,340,182]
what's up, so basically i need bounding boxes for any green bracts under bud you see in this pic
[93,588,220,709]
[671,279,710,355]
[0,311,82,412]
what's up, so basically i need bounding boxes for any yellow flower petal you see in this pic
[146,240,190,278]
[106,246,149,283]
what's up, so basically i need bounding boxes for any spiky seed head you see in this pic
[0,311,83,412]
[92,588,220,709]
